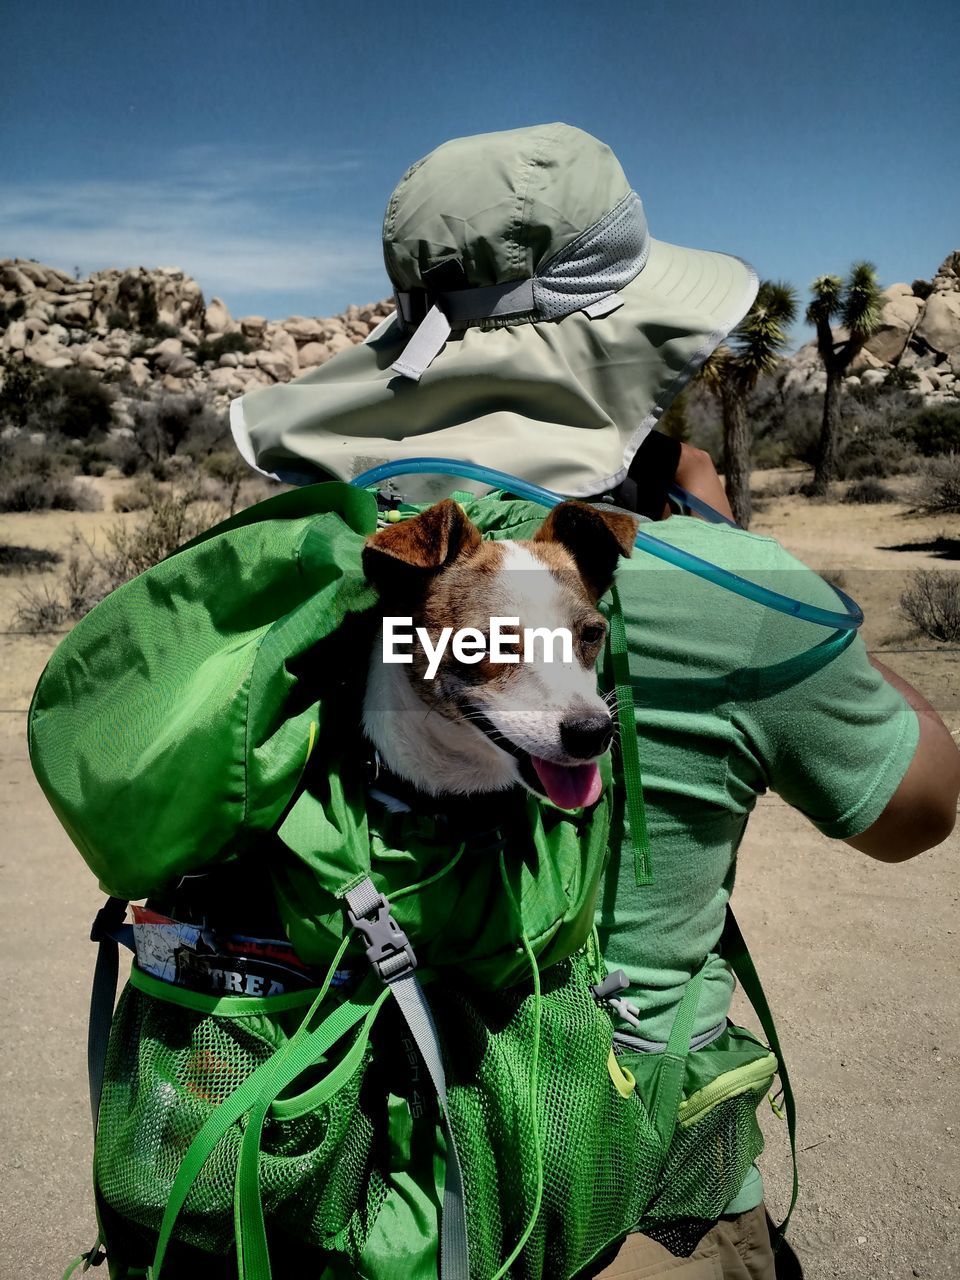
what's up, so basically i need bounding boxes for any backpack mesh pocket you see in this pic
[94,978,387,1259]
[641,1079,770,1225]
[435,952,664,1280]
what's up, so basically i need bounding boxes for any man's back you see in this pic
[599,516,919,1043]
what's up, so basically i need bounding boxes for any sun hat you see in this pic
[230,123,758,500]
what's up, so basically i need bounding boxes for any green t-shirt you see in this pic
[597,515,919,1044]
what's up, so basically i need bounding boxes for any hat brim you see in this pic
[231,239,757,500]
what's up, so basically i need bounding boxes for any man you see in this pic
[232,122,960,1279]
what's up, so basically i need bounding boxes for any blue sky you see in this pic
[2,0,958,341]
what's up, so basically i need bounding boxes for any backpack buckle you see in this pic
[347,891,418,983]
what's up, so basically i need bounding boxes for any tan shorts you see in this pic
[588,1204,776,1280]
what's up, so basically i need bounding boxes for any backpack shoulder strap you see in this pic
[721,905,798,1244]
[88,896,131,1130]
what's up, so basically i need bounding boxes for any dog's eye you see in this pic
[580,622,606,646]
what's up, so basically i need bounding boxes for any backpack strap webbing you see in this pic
[87,897,131,1131]
[345,877,470,1280]
[607,585,652,886]
[720,906,799,1245]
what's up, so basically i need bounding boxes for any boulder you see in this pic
[269,327,299,361]
[325,332,353,358]
[864,293,923,365]
[915,292,960,356]
[218,351,240,368]
[127,360,152,389]
[298,341,330,368]
[0,263,35,293]
[884,283,914,299]
[204,297,233,335]
[23,336,68,365]
[240,315,267,342]
[146,337,184,370]
[165,355,198,378]
[255,348,298,380]
[78,346,107,371]
[848,347,885,374]
[208,367,245,394]
[3,320,28,351]
[57,298,93,326]
[860,368,887,388]
[281,315,323,342]
[44,355,75,370]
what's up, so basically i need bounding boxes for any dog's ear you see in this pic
[363,499,483,598]
[534,501,638,601]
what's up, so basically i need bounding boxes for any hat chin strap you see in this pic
[390,189,647,381]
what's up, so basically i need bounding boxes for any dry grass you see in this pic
[14,484,229,632]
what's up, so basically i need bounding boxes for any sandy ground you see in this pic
[1,473,958,1279]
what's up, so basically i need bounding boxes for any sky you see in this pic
[2,0,958,343]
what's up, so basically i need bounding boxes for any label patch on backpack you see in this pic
[131,906,350,996]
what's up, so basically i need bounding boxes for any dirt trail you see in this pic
[1,477,958,1278]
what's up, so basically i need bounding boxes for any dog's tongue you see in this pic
[530,756,602,810]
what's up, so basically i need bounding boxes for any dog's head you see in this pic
[362,499,637,807]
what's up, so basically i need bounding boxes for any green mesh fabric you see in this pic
[94,960,774,1279]
[95,984,387,1258]
[639,1082,769,1227]
[434,952,662,1280]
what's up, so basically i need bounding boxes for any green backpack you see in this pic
[30,483,794,1280]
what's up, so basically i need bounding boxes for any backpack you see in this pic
[32,482,796,1280]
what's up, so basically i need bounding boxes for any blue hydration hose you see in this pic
[350,457,863,634]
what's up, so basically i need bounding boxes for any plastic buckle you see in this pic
[348,894,417,983]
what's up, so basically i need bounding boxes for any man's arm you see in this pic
[673,443,736,523]
[844,658,960,862]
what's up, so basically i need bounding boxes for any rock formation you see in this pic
[783,252,960,402]
[0,258,394,414]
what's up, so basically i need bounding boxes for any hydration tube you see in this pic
[350,457,863,633]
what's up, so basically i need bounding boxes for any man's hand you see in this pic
[845,658,960,861]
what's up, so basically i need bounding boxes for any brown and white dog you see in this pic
[361,499,638,810]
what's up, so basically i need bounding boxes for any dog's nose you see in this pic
[560,712,613,759]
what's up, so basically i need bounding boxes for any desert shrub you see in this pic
[897,404,960,458]
[100,484,224,580]
[0,363,114,439]
[0,544,61,575]
[884,365,920,392]
[0,298,26,329]
[15,485,229,631]
[106,308,130,331]
[193,332,251,365]
[113,476,163,512]
[145,321,180,341]
[0,473,101,513]
[841,433,915,480]
[900,570,960,642]
[0,360,46,430]
[911,279,933,300]
[843,478,898,504]
[129,394,227,474]
[137,286,159,332]
[915,454,960,516]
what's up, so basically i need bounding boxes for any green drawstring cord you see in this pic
[607,584,652,886]
[490,851,544,1280]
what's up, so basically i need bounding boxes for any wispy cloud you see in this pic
[0,146,388,311]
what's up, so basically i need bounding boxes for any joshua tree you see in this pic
[700,280,797,527]
[806,262,884,495]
